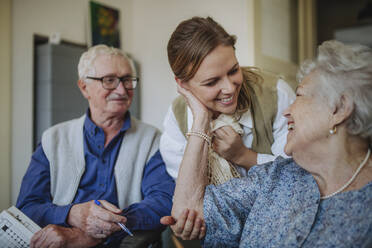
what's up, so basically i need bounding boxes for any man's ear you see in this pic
[175,77,190,90]
[331,94,354,126]
[77,79,89,99]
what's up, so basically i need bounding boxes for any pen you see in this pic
[94,199,134,236]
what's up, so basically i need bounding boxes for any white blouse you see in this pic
[159,79,296,179]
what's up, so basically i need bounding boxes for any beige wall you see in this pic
[11,0,255,203]
[0,0,11,210]
[252,0,314,86]
[129,0,254,128]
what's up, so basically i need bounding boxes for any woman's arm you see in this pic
[165,85,211,239]
[171,85,210,217]
[172,127,209,218]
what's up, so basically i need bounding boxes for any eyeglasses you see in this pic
[86,75,139,90]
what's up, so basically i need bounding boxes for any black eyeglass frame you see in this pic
[86,76,139,90]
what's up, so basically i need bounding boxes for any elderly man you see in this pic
[16,45,175,247]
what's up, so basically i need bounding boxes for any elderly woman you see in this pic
[161,40,372,247]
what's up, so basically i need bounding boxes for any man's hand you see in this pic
[67,200,127,239]
[30,225,101,248]
[160,209,206,240]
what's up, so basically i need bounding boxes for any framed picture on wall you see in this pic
[88,1,121,48]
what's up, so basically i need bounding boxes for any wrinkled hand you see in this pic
[67,200,126,239]
[177,85,212,124]
[160,209,206,240]
[30,225,101,248]
[213,126,246,163]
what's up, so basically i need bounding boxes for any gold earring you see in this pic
[329,126,337,135]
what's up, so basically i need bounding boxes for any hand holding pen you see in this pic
[67,199,130,239]
[94,200,134,237]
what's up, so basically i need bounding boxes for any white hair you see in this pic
[297,40,372,144]
[77,44,136,80]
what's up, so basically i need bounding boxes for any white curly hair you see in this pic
[77,44,135,80]
[297,40,372,144]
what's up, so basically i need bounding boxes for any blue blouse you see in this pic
[204,157,372,248]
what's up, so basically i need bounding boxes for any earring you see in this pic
[329,126,337,135]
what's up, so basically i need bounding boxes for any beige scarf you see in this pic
[208,114,243,185]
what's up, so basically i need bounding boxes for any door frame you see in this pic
[252,0,316,87]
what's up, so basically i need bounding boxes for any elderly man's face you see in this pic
[81,54,134,118]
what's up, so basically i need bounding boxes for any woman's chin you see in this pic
[218,104,238,115]
[210,105,237,118]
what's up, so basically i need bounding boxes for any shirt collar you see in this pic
[238,109,253,129]
[84,109,132,137]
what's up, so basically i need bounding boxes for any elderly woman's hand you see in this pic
[213,126,257,167]
[160,209,206,240]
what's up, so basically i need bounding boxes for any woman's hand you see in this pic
[160,209,206,240]
[177,85,212,130]
[213,126,245,162]
[214,126,257,167]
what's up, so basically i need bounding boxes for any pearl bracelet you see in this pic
[186,131,212,146]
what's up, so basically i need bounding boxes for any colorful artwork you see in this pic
[90,1,120,48]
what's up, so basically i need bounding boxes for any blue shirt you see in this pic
[203,157,372,248]
[16,111,175,246]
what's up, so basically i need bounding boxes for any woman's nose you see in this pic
[221,77,236,93]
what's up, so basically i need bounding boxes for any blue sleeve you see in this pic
[107,150,175,243]
[16,143,73,228]
[202,172,260,247]
[124,150,175,230]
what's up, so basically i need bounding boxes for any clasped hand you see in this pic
[213,125,245,164]
[160,209,206,240]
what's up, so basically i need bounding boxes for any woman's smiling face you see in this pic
[183,45,243,118]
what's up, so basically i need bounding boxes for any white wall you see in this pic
[130,0,254,129]
[12,0,254,203]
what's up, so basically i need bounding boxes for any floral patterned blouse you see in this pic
[203,157,372,247]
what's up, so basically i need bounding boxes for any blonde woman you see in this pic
[160,17,295,186]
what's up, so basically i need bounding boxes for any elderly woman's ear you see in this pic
[331,94,354,127]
